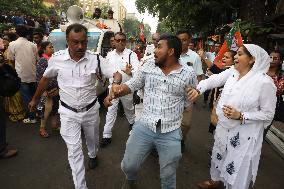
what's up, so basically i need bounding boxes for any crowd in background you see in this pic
[0,11,284,189]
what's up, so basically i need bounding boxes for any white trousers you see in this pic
[59,102,100,189]
[103,93,135,138]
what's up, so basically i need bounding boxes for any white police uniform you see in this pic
[102,48,139,138]
[43,49,116,189]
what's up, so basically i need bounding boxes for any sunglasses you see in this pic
[115,39,126,43]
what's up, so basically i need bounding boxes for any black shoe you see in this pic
[181,140,185,153]
[88,157,98,169]
[100,138,112,148]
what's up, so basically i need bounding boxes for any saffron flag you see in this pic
[139,22,145,43]
[213,21,243,69]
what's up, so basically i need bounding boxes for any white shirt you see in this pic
[144,44,155,56]
[125,60,197,133]
[179,49,203,76]
[8,37,37,83]
[43,49,116,109]
[106,48,139,84]
[197,67,276,128]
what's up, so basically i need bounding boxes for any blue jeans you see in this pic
[20,82,37,119]
[121,121,182,189]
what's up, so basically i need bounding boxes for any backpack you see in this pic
[0,64,21,97]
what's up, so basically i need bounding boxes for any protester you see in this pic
[93,8,102,19]
[264,50,284,136]
[36,41,60,138]
[0,52,18,159]
[267,50,284,122]
[100,32,139,147]
[199,49,237,112]
[33,29,44,50]
[8,25,38,124]
[2,33,26,122]
[177,30,202,152]
[188,44,276,189]
[104,34,197,189]
[188,42,195,51]
[29,23,117,189]
[107,9,114,19]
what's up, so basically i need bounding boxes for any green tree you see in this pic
[122,18,151,42]
[0,0,49,16]
[123,18,140,39]
[54,0,79,15]
[135,0,280,41]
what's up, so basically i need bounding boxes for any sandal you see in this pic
[39,128,49,138]
[197,180,221,189]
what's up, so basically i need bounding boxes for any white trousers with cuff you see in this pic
[103,93,135,138]
[59,102,100,189]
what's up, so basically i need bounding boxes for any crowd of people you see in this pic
[0,17,283,189]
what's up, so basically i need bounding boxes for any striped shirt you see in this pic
[125,60,197,133]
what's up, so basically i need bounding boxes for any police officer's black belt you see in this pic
[60,98,97,113]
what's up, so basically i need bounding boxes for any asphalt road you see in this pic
[0,100,283,189]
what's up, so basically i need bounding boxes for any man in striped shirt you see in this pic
[104,34,197,189]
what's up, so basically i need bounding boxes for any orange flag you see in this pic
[139,22,145,43]
[214,21,243,69]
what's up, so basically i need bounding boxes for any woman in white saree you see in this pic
[189,44,277,189]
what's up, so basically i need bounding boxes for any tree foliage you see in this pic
[136,0,279,38]
[54,0,79,15]
[122,18,151,42]
[0,0,50,16]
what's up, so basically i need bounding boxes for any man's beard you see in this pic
[154,57,166,68]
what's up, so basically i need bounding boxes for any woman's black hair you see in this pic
[38,41,52,57]
[270,50,283,60]
[228,50,237,58]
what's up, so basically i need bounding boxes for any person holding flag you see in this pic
[213,20,243,69]
[139,20,145,43]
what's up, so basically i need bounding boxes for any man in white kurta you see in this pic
[100,32,139,147]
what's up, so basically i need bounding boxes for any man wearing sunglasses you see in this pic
[100,32,139,147]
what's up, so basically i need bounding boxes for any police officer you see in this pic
[29,23,116,189]
[100,32,139,147]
